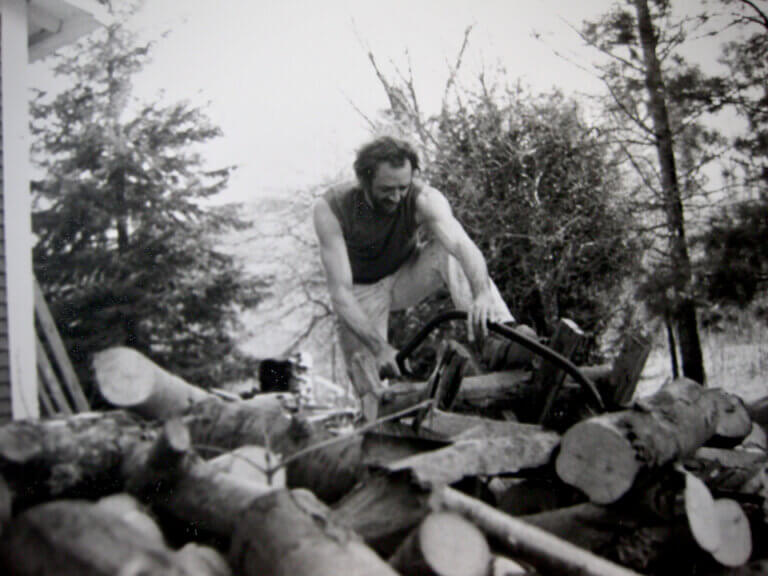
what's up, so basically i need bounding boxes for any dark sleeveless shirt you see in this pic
[325,181,421,284]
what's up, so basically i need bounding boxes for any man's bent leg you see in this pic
[391,240,513,321]
[336,277,394,406]
[390,241,537,370]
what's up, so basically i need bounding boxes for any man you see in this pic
[314,136,517,414]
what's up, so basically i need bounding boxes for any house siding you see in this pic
[0,15,11,423]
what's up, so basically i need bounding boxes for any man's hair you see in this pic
[353,136,420,187]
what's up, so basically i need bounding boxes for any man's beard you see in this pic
[371,196,400,215]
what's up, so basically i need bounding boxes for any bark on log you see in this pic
[708,390,753,448]
[228,488,399,576]
[0,500,196,576]
[208,445,286,488]
[433,486,642,576]
[93,347,310,457]
[419,409,554,441]
[93,346,210,420]
[284,434,366,504]
[521,502,720,574]
[383,427,560,489]
[96,493,166,545]
[555,378,742,504]
[123,420,274,538]
[685,447,768,493]
[182,396,307,457]
[495,476,585,517]
[389,511,492,576]
[0,411,148,507]
[331,472,433,556]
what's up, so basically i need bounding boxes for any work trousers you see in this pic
[337,240,513,398]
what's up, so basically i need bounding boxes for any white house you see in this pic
[1,0,107,422]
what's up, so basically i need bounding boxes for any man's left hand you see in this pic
[468,289,500,342]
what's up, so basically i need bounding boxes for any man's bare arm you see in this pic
[313,199,400,377]
[415,187,502,340]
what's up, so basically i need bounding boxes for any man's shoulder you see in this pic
[413,181,447,207]
[324,180,359,202]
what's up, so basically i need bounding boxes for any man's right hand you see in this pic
[375,342,401,380]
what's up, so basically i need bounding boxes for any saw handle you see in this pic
[394,310,604,412]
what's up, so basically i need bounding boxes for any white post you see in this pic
[2,0,39,419]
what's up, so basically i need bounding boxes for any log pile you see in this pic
[0,332,767,576]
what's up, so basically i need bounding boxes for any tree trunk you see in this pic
[93,346,210,420]
[228,488,399,576]
[388,512,492,576]
[181,396,305,457]
[433,487,641,576]
[633,0,705,384]
[0,500,201,576]
[383,427,560,489]
[123,420,274,538]
[332,472,433,557]
[0,411,148,508]
[555,378,748,504]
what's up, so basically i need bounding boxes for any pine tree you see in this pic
[580,0,718,383]
[31,21,263,390]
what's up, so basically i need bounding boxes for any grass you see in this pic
[636,313,768,403]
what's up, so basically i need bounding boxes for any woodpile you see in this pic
[1,323,767,576]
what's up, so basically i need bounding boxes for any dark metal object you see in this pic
[395,310,605,415]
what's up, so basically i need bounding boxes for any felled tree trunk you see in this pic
[123,420,274,538]
[332,472,433,556]
[93,346,311,457]
[229,488,399,576]
[93,346,210,420]
[388,512,492,576]
[382,427,560,489]
[181,396,305,457]
[433,487,641,576]
[0,500,208,576]
[555,378,751,504]
[0,411,149,508]
[283,435,366,504]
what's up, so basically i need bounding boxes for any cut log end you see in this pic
[390,512,491,576]
[555,420,639,504]
[92,347,155,406]
[711,498,752,567]
[684,470,720,553]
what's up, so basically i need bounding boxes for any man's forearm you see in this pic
[331,288,388,354]
[455,241,493,297]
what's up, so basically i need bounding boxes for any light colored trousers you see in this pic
[337,240,513,397]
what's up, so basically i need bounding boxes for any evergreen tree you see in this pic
[699,0,768,305]
[31,22,263,390]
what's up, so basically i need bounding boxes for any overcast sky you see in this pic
[32,0,732,204]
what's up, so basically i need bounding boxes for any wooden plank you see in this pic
[610,332,652,407]
[537,319,589,423]
[36,336,73,415]
[38,378,55,417]
[34,279,89,411]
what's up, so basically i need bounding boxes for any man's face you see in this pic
[367,161,413,214]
